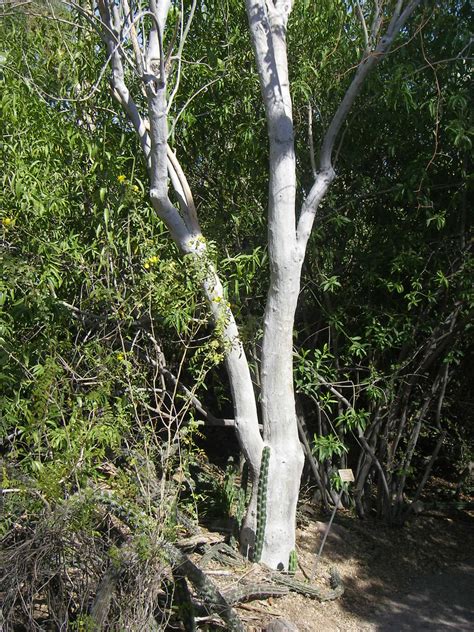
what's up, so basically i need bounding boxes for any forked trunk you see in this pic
[96,0,423,572]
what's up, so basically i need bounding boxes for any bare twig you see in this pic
[354,1,369,52]
[307,103,317,179]
[167,0,198,113]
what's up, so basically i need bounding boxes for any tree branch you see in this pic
[167,0,198,113]
[321,0,422,172]
[354,1,369,53]
[122,0,144,75]
[307,103,317,179]
[97,1,152,164]
[296,0,422,251]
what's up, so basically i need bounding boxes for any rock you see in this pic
[315,521,348,540]
[265,619,299,632]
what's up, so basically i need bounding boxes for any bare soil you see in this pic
[232,498,474,631]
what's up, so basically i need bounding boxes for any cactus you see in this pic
[288,549,298,574]
[94,489,147,529]
[253,446,270,562]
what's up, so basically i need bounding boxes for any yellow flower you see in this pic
[144,255,159,269]
[2,217,14,227]
[117,352,125,362]
[117,174,127,184]
[131,184,140,193]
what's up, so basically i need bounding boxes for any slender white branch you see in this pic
[122,0,145,74]
[354,1,369,52]
[307,103,317,179]
[369,0,383,43]
[387,0,405,36]
[166,146,200,235]
[319,2,422,173]
[97,2,152,164]
[296,0,422,251]
[145,2,166,89]
[167,0,198,113]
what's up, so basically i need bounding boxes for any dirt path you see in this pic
[367,560,474,630]
[240,505,474,631]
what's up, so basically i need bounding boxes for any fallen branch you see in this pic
[164,543,245,632]
[223,583,289,604]
[270,567,344,602]
[201,542,245,569]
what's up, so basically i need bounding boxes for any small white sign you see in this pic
[338,468,355,483]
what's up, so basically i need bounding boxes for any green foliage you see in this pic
[312,434,347,462]
[0,0,471,601]
[191,456,250,531]
[0,17,228,506]
[330,471,351,494]
[335,408,369,433]
[294,345,335,398]
[70,615,96,632]
[222,458,248,529]
[290,0,473,517]
[0,27,228,632]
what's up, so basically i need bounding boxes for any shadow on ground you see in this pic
[342,559,474,630]
[296,504,474,631]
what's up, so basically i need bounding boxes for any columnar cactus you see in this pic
[253,446,270,562]
[288,549,298,574]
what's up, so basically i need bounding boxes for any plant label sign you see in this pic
[338,468,355,483]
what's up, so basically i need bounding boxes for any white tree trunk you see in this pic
[94,0,423,571]
[243,0,420,569]
[244,0,305,568]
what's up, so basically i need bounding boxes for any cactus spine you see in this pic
[253,446,270,562]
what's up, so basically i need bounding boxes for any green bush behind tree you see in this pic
[0,1,472,626]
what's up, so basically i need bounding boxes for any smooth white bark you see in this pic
[245,0,305,568]
[245,0,422,568]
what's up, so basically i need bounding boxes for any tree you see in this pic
[3,0,432,570]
